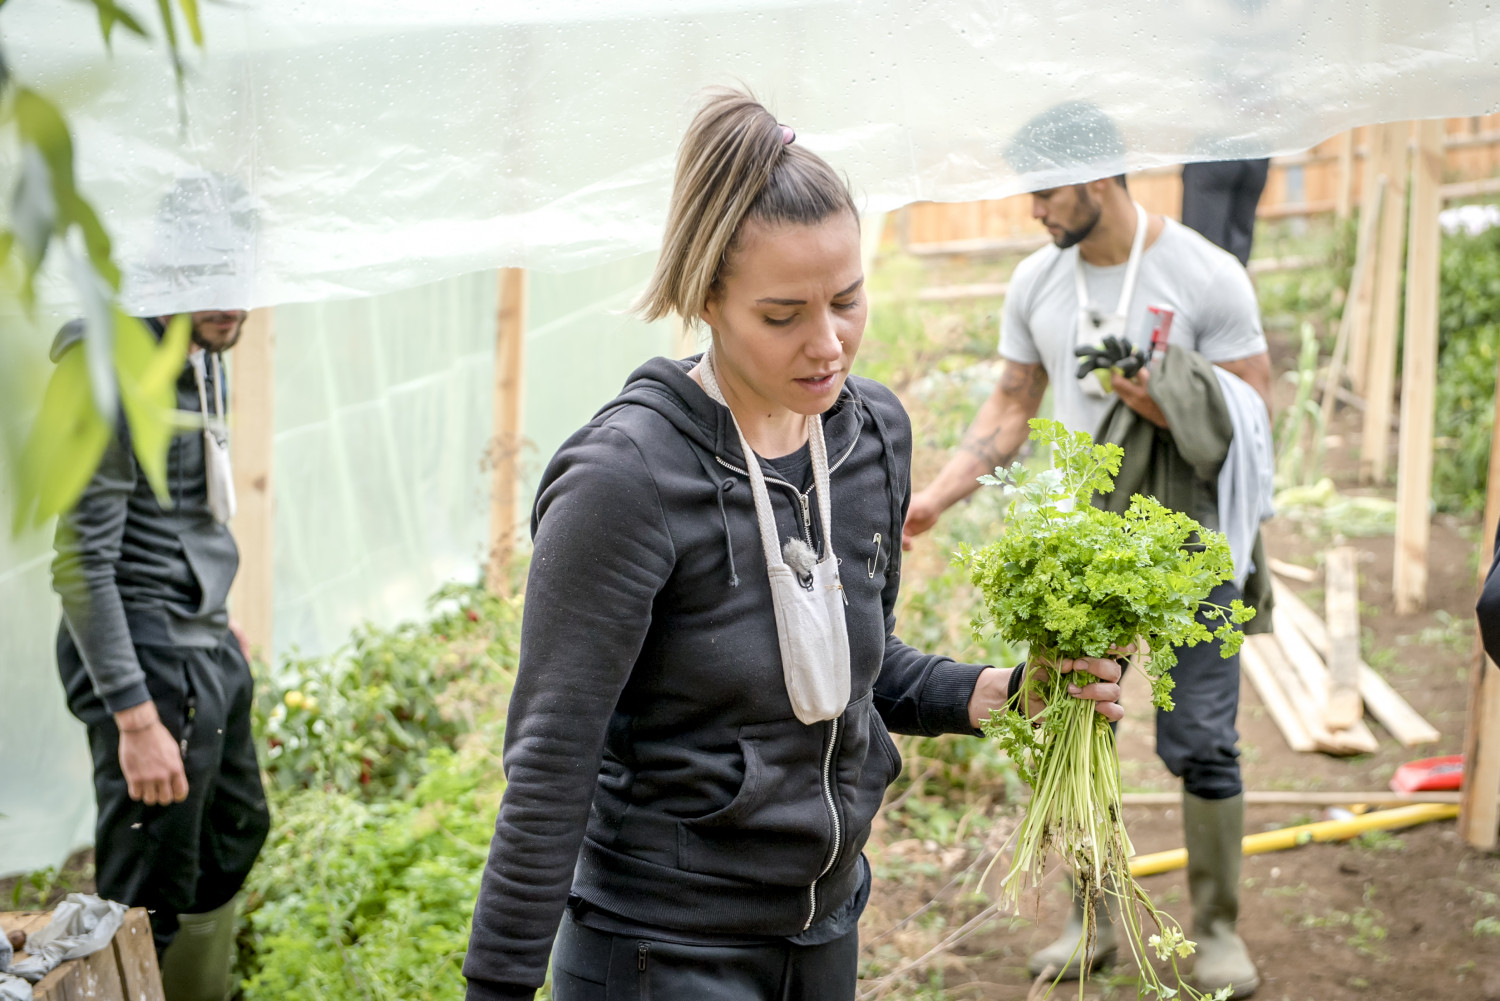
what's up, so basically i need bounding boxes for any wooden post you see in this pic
[486,268,527,595]
[1349,127,1384,396]
[1324,546,1363,730]
[228,308,275,663]
[1320,175,1385,432]
[1359,122,1411,484]
[1393,119,1445,614]
[1335,129,1355,219]
[1458,351,1500,849]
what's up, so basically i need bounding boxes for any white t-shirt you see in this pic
[999,217,1268,435]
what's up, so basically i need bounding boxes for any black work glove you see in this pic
[1074,336,1148,380]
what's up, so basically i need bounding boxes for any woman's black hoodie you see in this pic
[463,357,988,999]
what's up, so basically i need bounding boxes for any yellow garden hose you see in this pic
[1128,803,1460,877]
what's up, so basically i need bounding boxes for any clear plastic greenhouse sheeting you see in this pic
[4,0,1498,315]
[0,255,682,877]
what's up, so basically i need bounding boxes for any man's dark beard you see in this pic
[1053,189,1102,249]
[192,314,244,351]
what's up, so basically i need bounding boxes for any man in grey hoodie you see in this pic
[50,307,269,1001]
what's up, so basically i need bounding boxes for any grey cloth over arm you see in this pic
[1093,345,1273,633]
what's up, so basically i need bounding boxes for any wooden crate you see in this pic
[2,908,163,1001]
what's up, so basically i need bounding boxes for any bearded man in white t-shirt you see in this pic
[904,103,1272,999]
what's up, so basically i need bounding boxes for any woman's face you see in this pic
[701,212,865,418]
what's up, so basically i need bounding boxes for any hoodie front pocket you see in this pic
[678,718,830,885]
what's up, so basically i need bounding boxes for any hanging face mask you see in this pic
[190,351,237,524]
[1074,201,1149,399]
[699,351,851,725]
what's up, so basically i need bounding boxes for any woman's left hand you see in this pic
[968,658,1125,729]
[1052,656,1124,722]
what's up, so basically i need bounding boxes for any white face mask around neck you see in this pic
[699,349,851,725]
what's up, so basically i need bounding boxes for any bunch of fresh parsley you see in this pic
[963,418,1249,1000]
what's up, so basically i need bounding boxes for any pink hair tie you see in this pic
[779,124,795,146]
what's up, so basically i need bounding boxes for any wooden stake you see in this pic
[1459,351,1500,848]
[1393,119,1445,613]
[1324,547,1363,730]
[1360,122,1411,484]
[486,268,527,595]
[227,308,276,663]
[1320,175,1385,433]
[1335,129,1355,219]
[1349,127,1384,395]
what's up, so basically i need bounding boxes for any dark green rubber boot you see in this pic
[1027,876,1117,981]
[159,895,239,1001]
[1184,792,1260,999]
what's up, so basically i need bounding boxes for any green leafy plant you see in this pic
[2,0,206,537]
[238,578,527,1000]
[961,419,1250,1000]
[1432,225,1500,514]
[253,583,521,798]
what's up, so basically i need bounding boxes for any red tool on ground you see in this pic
[1390,754,1465,792]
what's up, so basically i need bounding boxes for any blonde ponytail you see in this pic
[635,88,856,324]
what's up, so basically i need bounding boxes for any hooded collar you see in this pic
[599,354,863,474]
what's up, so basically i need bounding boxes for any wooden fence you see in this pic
[896,114,1500,251]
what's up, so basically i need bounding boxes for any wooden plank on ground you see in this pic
[1324,547,1364,730]
[1274,610,1331,712]
[1272,578,1439,746]
[1271,579,1329,649]
[1359,664,1442,746]
[1251,635,1379,756]
[1240,638,1316,752]
[1393,118,1445,614]
[1268,557,1319,583]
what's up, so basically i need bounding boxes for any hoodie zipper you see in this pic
[714,425,862,553]
[805,716,843,930]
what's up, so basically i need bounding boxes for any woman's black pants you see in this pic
[551,911,859,1001]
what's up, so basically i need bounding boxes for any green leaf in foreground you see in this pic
[968,418,1252,1000]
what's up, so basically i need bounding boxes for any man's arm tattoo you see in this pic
[998,363,1048,401]
[959,426,1018,469]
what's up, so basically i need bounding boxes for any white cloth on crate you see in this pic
[1212,367,1275,588]
[3,894,127,985]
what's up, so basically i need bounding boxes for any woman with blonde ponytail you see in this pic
[463,88,1124,1001]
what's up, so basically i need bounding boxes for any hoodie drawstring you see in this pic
[689,444,743,588]
[716,479,740,588]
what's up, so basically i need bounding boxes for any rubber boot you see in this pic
[159,895,240,1001]
[1026,876,1117,981]
[1183,792,1260,999]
